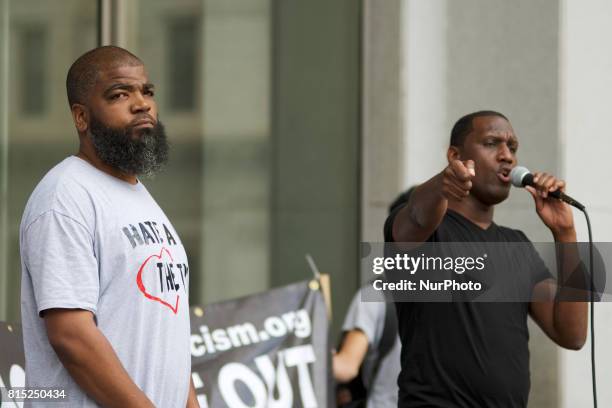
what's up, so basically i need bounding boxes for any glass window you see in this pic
[128,0,272,304]
[19,24,47,115]
[0,0,361,333]
[122,0,361,327]
[0,0,98,321]
[166,16,199,112]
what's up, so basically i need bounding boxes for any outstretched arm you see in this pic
[390,159,475,242]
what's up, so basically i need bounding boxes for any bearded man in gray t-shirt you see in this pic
[19,46,198,408]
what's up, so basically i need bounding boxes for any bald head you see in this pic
[66,46,143,108]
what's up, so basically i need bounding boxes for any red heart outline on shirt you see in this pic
[136,247,179,314]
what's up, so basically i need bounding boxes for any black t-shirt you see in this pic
[384,208,549,408]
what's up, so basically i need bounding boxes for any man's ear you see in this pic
[71,104,89,133]
[447,145,461,163]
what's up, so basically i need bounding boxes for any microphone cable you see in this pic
[512,167,596,405]
[581,208,596,408]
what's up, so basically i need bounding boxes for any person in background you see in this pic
[334,189,414,408]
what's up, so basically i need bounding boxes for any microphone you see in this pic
[510,166,585,211]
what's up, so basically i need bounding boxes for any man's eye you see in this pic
[145,90,155,96]
[110,93,126,100]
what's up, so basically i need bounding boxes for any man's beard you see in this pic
[89,114,169,178]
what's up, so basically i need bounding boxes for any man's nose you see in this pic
[497,144,514,163]
[131,92,151,113]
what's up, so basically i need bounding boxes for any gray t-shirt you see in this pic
[20,156,192,407]
[342,287,400,408]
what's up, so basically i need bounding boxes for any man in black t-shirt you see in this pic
[385,111,587,407]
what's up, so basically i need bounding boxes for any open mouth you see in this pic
[497,168,511,183]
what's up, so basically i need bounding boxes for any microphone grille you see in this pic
[510,166,530,187]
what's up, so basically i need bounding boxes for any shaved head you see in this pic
[66,45,143,107]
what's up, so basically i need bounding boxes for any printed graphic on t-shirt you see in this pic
[121,220,189,315]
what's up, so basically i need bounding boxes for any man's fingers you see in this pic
[539,175,553,198]
[525,185,537,197]
[442,160,474,202]
[443,167,472,189]
[460,179,472,191]
[442,160,476,201]
[525,185,543,209]
[532,172,567,198]
[442,171,471,201]
[444,186,465,201]
[449,160,474,182]
[542,174,556,189]
[447,182,470,199]
[465,160,475,176]
[550,180,565,193]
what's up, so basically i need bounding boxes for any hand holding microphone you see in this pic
[510,166,580,237]
[510,166,584,210]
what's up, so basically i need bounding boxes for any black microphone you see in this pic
[510,166,585,211]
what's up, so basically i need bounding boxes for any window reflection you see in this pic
[133,0,271,305]
[19,25,47,116]
[167,16,200,112]
[3,0,97,321]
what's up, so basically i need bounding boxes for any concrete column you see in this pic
[559,1,612,406]
[401,0,448,189]
[361,0,402,244]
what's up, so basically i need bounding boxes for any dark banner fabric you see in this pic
[0,279,332,407]
[190,279,332,408]
[0,322,26,405]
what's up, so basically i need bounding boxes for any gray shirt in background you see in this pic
[342,287,401,408]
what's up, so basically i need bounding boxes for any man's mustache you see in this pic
[127,114,157,129]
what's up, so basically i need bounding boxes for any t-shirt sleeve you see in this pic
[341,289,385,346]
[22,210,99,316]
[384,204,406,243]
[516,230,552,285]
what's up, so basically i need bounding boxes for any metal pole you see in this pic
[99,0,113,46]
[0,0,10,321]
